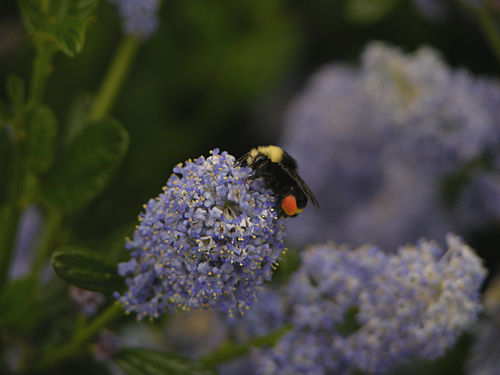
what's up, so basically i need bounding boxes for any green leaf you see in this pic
[0,276,39,331]
[0,127,13,205]
[18,0,45,33]
[117,348,214,375]
[41,118,129,213]
[345,0,401,25]
[52,15,87,57]
[18,0,99,56]
[73,0,99,18]
[26,105,58,174]
[6,74,25,109]
[273,248,301,283]
[64,92,94,144]
[52,246,124,293]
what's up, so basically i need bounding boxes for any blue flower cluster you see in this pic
[282,41,500,250]
[256,235,486,375]
[116,149,286,319]
[109,0,160,38]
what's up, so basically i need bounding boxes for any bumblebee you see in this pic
[237,145,320,217]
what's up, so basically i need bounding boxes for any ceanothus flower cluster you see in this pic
[282,41,500,250]
[256,234,486,375]
[109,0,161,38]
[116,149,286,319]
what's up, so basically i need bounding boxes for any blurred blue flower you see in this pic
[362,43,499,172]
[116,149,286,319]
[282,42,500,250]
[69,286,105,316]
[10,205,43,279]
[93,330,120,362]
[225,288,287,342]
[412,0,446,20]
[109,0,160,38]
[256,234,486,375]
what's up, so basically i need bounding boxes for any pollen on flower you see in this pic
[115,149,286,320]
[255,234,486,375]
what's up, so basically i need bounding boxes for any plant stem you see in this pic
[28,41,54,107]
[34,302,123,372]
[30,207,62,276]
[89,36,141,121]
[469,2,500,65]
[200,325,291,370]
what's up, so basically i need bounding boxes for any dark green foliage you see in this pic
[52,245,124,293]
[18,0,99,56]
[6,74,25,110]
[116,347,214,375]
[26,105,58,175]
[41,118,129,213]
[345,0,402,25]
[0,276,39,332]
[0,127,13,205]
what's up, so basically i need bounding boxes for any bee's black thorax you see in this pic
[258,162,308,209]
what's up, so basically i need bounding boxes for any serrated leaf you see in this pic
[6,74,25,109]
[345,0,401,25]
[0,127,13,205]
[117,348,214,375]
[0,276,39,331]
[26,105,58,174]
[52,15,87,57]
[41,118,129,213]
[52,246,124,292]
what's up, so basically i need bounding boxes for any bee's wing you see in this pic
[280,163,320,210]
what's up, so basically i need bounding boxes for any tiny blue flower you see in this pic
[10,205,42,279]
[109,0,160,38]
[256,234,486,374]
[69,286,105,316]
[116,149,286,319]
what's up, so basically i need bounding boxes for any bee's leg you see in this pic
[243,173,259,192]
[243,169,273,192]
